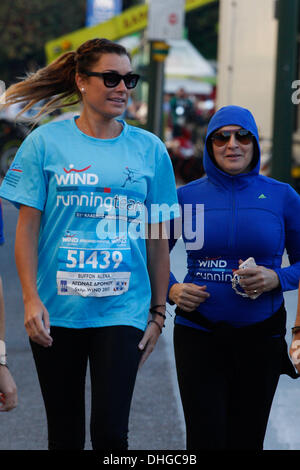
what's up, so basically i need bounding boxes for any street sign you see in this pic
[147,0,185,41]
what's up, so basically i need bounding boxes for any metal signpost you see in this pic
[146,0,185,139]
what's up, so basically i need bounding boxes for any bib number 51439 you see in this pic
[66,249,123,270]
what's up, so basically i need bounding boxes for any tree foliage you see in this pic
[0,0,87,84]
[186,1,219,60]
[0,0,219,86]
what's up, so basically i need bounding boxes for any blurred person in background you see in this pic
[290,283,300,374]
[0,198,17,412]
[169,87,194,138]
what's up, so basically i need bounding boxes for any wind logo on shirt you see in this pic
[195,258,233,282]
[55,164,99,186]
[198,259,227,268]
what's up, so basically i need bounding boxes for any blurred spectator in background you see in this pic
[169,88,194,138]
[0,199,18,412]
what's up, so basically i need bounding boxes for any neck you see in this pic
[76,110,123,139]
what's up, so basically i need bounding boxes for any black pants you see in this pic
[174,323,284,450]
[30,325,143,450]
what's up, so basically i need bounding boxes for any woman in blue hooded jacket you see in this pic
[168,105,300,450]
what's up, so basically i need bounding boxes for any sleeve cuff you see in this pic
[167,274,178,305]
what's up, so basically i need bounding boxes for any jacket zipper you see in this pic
[229,178,236,249]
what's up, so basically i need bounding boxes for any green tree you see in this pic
[0,0,87,85]
[0,0,219,87]
[122,0,144,10]
[186,1,219,60]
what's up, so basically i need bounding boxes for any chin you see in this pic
[226,166,243,175]
[109,106,126,117]
[102,109,125,120]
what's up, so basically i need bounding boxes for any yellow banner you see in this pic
[185,0,215,12]
[45,0,216,63]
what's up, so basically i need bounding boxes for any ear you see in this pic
[75,73,87,93]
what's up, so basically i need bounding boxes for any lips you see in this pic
[108,97,126,104]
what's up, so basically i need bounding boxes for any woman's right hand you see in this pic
[290,331,300,375]
[15,205,51,347]
[169,283,210,312]
[24,298,53,347]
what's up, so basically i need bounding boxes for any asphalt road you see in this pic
[0,198,299,451]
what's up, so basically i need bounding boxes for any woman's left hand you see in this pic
[235,259,280,297]
[138,319,163,369]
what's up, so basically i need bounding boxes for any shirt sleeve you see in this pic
[167,242,180,304]
[0,132,47,211]
[273,184,300,291]
[167,188,183,304]
[145,142,180,224]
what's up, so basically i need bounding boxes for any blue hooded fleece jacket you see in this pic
[168,105,300,328]
[0,199,4,245]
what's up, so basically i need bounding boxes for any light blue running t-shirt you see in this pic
[0,117,179,331]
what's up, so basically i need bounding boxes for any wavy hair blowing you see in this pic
[1,38,131,120]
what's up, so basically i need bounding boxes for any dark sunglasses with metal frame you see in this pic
[81,70,140,89]
[210,129,254,147]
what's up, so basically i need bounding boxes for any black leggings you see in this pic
[30,325,143,450]
[174,324,284,450]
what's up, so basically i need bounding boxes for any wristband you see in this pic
[148,319,163,334]
[0,340,7,366]
[150,309,166,320]
[150,304,167,320]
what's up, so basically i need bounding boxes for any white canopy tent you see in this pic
[164,76,213,95]
[119,36,216,95]
[165,39,215,94]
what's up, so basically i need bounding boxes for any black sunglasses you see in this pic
[81,70,140,89]
[211,129,254,147]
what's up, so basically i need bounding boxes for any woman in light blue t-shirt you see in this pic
[0,38,178,450]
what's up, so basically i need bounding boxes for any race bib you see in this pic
[56,231,131,297]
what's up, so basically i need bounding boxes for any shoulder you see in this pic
[177,177,207,201]
[15,119,74,159]
[255,175,300,209]
[33,119,71,133]
[256,174,288,188]
[29,119,73,140]
[256,174,299,195]
[178,176,207,193]
[125,123,165,147]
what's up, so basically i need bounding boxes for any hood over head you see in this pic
[203,105,261,184]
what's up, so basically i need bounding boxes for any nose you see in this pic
[227,133,239,147]
[115,78,128,92]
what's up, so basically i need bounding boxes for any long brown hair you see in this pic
[1,38,131,120]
